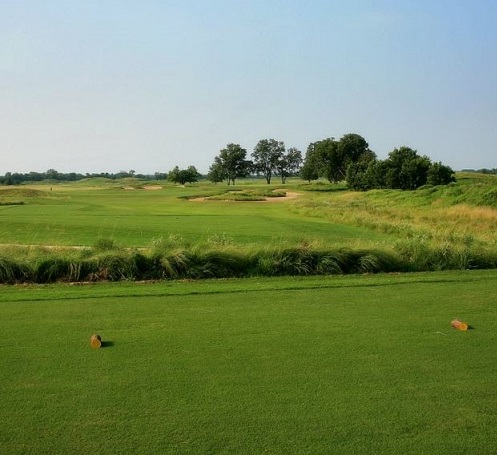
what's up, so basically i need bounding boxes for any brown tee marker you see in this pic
[451,320,468,331]
[90,334,102,348]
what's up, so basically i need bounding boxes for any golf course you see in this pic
[1,175,497,453]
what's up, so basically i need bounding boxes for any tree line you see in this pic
[0,169,161,185]
[204,133,455,189]
[1,133,457,190]
[206,139,303,185]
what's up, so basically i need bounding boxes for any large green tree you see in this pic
[276,147,303,183]
[207,158,226,184]
[313,137,340,182]
[383,147,431,190]
[300,143,320,182]
[252,139,285,184]
[167,165,201,185]
[346,146,455,191]
[427,162,456,186]
[310,133,372,183]
[210,143,251,185]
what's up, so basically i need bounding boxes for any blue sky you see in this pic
[1,1,496,174]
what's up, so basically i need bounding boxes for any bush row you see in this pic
[1,244,497,284]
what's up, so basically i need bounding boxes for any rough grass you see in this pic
[3,240,497,284]
[292,174,497,251]
[0,245,381,284]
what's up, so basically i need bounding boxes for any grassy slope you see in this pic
[1,270,497,454]
[291,173,497,249]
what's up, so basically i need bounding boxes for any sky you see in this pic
[1,0,496,174]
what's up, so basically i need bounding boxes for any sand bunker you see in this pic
[190,191,300,202]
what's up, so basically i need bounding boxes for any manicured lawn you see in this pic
[1,270,497,454]
[0,183,388,247]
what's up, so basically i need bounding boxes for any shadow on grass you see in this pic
[100,341,115,348]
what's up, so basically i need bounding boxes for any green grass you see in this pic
[1,270,497,454]
[0,182,385,248]
[2,175,497,282]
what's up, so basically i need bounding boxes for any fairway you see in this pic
[0,184,387,248]
[1,271,497,454]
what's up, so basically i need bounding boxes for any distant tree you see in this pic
[66,172,80,181]
[252,139,285,184]
[313,137,340,182]
[345,146,454,191]
[207,158,226,183]
[476,168,497,175]
[300,143,320,182]
[185,165,201,183]
[167,165,200,185]
[364,159,389,189]
[45,169,59,180]
[310,133,371,183]
[276,147,303,183]
[154,172,167,180]
[1,172,15,185]
[427,162,455,186]
[211,143,251,185]
[383,147,431,190]
[115,170,131,179]
[337,133,371,167]
[167,166,180,183]
[345,147,378,190]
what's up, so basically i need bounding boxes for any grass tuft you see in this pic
[0,256,31,283]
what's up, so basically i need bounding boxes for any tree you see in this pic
[312,133,372,183]
[154,172,167,180]
[277,147,303,183]
[207,158,226,183]
[383,147,431,190]
[211,143,251,185]
[300,143,320,182]
[337,133,370,165]
[252,139,285,184]
[313,137,340,182]
[45,169,59,180]
[345,145,454,191]
[167,165,200,185]
[427,162,455,186]
[344,146,377,190]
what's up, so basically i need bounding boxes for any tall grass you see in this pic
[4,239,497,284]
[292,178,497,251]
[0,256,31,283]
